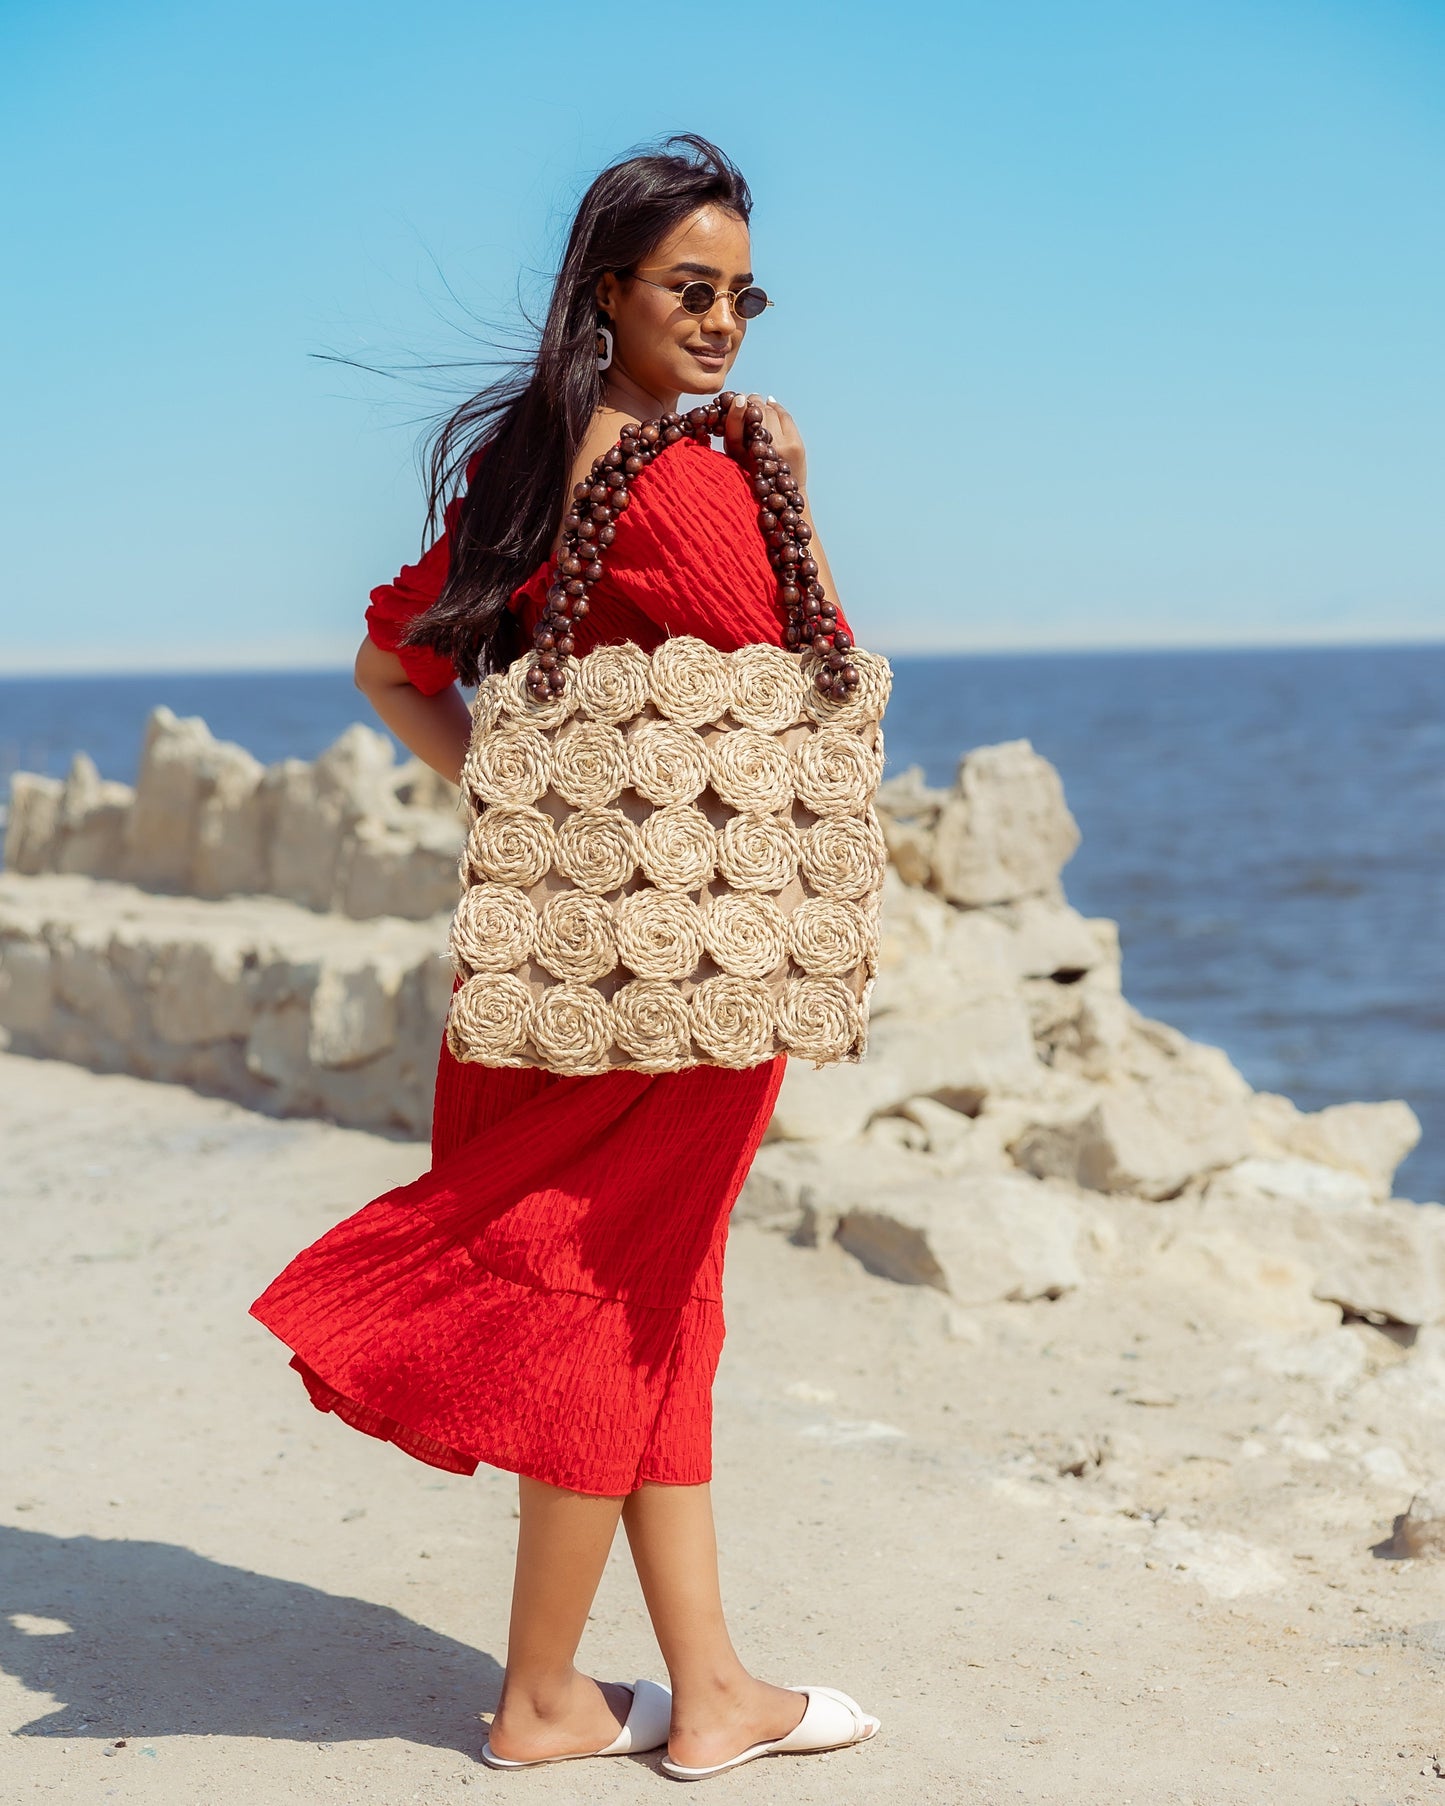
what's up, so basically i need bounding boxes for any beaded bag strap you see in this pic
[524,391,860,706]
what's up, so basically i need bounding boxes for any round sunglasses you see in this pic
[627,270,773,321]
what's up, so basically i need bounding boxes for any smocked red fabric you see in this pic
[250,438,852,1495]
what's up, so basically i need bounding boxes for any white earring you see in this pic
[595,324,614,371]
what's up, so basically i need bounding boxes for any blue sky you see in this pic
[2,0,1442,671]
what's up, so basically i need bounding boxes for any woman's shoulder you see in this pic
[610,437,756,563]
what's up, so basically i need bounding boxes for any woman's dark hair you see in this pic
[400,134,753,685]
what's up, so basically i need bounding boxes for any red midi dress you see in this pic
[248,438,854,1497]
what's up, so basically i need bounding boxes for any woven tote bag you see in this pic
[443,407,892,1077]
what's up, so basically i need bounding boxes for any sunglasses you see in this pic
[627,270,773,321]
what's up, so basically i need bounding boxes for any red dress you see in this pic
[249,438,853,1497]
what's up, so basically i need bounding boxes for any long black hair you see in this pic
[400,134,754,686]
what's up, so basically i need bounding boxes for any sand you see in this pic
[3,1048,1443,1805]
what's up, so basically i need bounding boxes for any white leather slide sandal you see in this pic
[479,1678,672,1769]
[659,1684,880,1781]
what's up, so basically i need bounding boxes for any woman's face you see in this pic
[596,205,755,402]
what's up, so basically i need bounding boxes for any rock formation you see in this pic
[1,707,1432,1342]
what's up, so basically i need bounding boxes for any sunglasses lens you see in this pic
[735,287,769,319]
[679,282,715,315]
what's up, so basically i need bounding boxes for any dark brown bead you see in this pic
[565,579,585,597]
[796,521,812,544]
[798,557,817,579]
[624,455,644,475]
[570,595,590,617]
[611,491,629,513]
[687,407,709,431]
[573,482,590,502]
[560,555,583,577]
[597,524,616,546]
[564,510,582,530]
[590,504,612,524]
[584,561,603,581]
[744,403,764,424]
[640,423,660,445]
[548,668,566,691]
[557,634,575,656]
[833,627,852,651]
[535,628,556,650]
[605,468,626,489]
[588,484,608,504]
[576,519,596,539]
[717,390,736,412]
[781,583,800,606]
[662,424,683,443]
[826,649,845,670]
[537,649,557,670]
[604,446,624,467]
[840,662,857,684]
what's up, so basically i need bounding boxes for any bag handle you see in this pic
[524,392,859,705]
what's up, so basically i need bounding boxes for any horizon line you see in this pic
[3,626,1444,680]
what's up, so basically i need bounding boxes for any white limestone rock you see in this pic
[0,939,54,1033]
[930,739,1081,907]
[1012,1011,1252,1198]
[54,754,133,878]
[1200,1162,1445,1327]
[124,707,219,889]
[307,960,404,1070]
[834,1169,1085,1303]
[1247,1092,1422,1200]
[191,742,269,898]
[3,773,63,875]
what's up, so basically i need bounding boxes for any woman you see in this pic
[249,134,880,1781]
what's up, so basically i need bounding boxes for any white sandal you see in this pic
[479,1677,672,1769]
[659,1684,880,1781]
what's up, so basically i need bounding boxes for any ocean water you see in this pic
[2,643,1441,1203]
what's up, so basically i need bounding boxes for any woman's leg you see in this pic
[621,1480,808,1767]
[485,1475,636,1761]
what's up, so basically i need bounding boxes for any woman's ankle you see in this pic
[495,1665,585,1723]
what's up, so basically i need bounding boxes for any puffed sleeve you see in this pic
[604,438,855,648]
[363,454,485,695]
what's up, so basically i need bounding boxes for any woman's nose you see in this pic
[701,293,739,333]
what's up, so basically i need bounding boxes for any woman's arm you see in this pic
[353,637,473,788]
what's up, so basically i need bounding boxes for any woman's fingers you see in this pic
[723,390,750,459]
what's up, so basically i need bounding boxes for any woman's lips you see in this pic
[688,346,727,365]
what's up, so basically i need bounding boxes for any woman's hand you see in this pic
[723,391,806,486]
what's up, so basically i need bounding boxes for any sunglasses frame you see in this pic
[626,270,773,321]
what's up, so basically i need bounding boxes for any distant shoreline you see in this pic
[3,635,1445,682]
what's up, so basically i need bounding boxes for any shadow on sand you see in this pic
[1,1525,502,1752]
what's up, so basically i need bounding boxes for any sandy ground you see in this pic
[3,1050,1444,1806]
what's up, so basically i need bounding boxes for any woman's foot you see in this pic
[666,1675,810,1770]
[485,1671,633,1763]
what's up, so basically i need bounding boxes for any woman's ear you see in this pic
[595,270,620,318]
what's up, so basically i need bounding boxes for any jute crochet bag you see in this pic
[443,399,892,1076]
